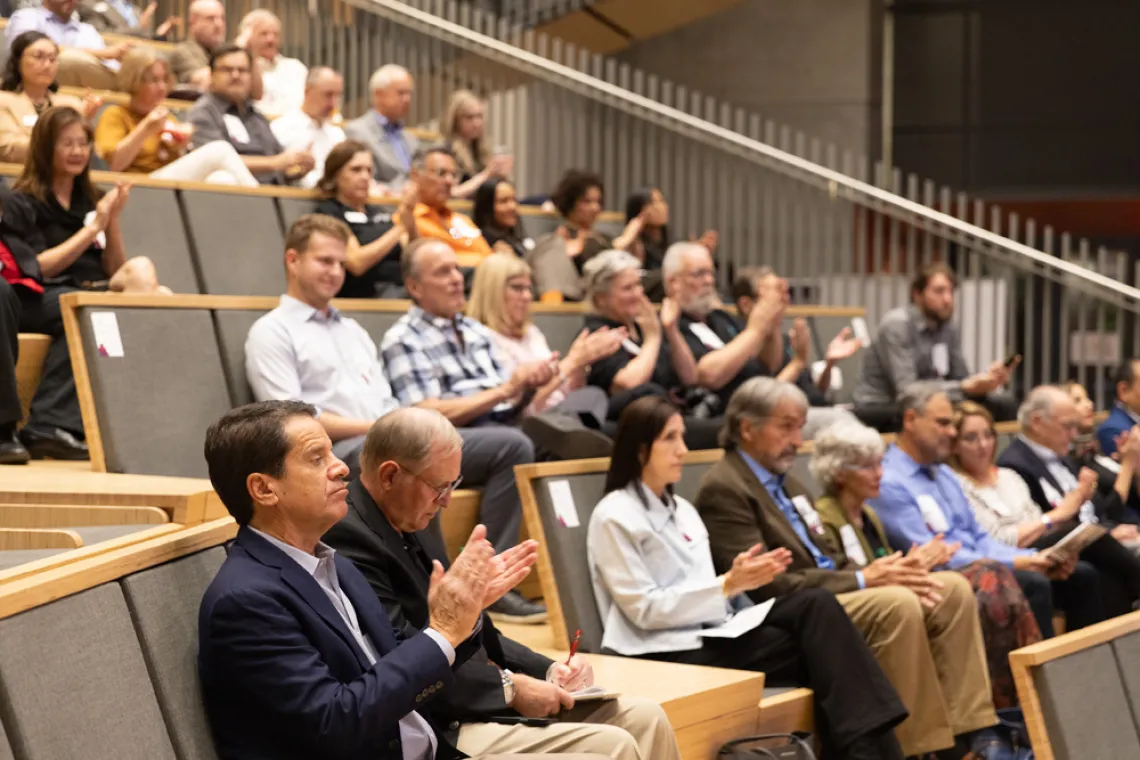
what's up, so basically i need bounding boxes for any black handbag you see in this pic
[717,732,817,760]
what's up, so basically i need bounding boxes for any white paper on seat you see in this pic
[698,598,776,639]
[547,480,580,528]
[90,311,125,358]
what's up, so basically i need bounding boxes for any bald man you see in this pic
[239,9,307,119]
[170,0,225,87]
[271,67,346,189]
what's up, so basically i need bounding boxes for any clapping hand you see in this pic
[428,525,494,648]
[825,327,864,363]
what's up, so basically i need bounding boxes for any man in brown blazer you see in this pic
[695,376,1001,759]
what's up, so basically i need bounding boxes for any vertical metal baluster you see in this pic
[1041,225,1055,385]
[1058,233,1072,387]
[1095,246,1110,407]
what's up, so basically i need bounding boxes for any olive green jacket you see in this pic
[814,495,893,568]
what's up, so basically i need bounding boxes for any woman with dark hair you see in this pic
[313,140,416,298]
[587,395,908,760]
[3,106,169,460]
[527,169,647,301]
[0,32,99,164]
[472,177,533,259]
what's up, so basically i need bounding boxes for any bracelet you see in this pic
[1041,514,1054,531]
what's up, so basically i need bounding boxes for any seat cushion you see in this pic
[0,583,177,760]
[121,548,226,760]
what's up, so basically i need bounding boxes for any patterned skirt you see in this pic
[957,559,1043,709]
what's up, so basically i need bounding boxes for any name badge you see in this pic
[791,495,826,536]
[916,494,950,533]
[82,210,107,250]
[620,338,642,356]
[931,343,950,377]
[688,321,725,349]
[343,211,368,224]
[523,237,535,251]
[222,114,250,144]
[22,114,37,128]
[1040,478,1064,509]
[838,524,869,566]
[94,1,108,12]
[1096,455,1122,474]
[1080,501,1099,525]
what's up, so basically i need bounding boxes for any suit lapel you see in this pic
[367,114,403,172]
[724,452,819,568]
[1016,439,1064,493]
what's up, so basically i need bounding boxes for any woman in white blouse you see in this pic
[587,395,909,760]
[467,252,622,422]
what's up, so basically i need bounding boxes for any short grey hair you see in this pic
[400,238,450,283]
[720,377,809,449]
[1017,385,1068,430]
[810,420,885,494]
[359,407,462,477]
[305,66,341,88]
[661,241,706,281]
[583,249,641,304]
[899,382,949,418]
[238,8,279,33]
[369,64,411,92]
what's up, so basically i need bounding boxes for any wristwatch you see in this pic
[500,668,516,704]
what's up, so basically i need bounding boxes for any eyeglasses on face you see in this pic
[397,462,462,502]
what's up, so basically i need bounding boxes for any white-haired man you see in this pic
[345,64,418,189]
[271,67,346,189]
[238,9,307,119]
[668,244,857,438]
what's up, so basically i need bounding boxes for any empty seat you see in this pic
[277,196,319,232]
[122,548,227,760]
[106,185,201,294]
[182,191,285,296]
[0,583,178,760]
[73,305,231,477]
[212,309,272,408]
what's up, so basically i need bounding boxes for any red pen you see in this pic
[565,628,581,665]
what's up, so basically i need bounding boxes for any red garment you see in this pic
[0,238,41,294]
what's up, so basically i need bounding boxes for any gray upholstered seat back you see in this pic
[106,185,201,295]
[121,548,227,760]
[0,584,178,760]
[593,218,626,240]
[75,305,231,477]
[183,192,286,296]
[518,214,560,242]
[0,714,13,760]
[1033,643,1140,759]
[532,312,588,356]
[277,197,319,231]
[342,308,406,348]
[529,460,720,654]
[212,309,271,408]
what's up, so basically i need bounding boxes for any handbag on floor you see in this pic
[717,732,816,760]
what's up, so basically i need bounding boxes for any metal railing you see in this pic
[159,0,1139,406]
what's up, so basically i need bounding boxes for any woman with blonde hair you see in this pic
[811,419,1041,709]
[467,252,620,420]
[93,47,256,185]
[441,89,512,199]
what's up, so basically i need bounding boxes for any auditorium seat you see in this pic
[181,191,286,296]
[0,549,65,571]
[100,184,201,294]
[278,196,321,231]
[14,333,50,427]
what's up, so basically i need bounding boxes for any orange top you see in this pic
[399,203,492,266]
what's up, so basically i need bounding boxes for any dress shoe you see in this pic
[487,590,547,624]
[0,429,30,465]
[522,414,613,461]
[18,426,89,461]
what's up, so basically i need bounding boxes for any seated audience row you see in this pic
[0,104,169,464]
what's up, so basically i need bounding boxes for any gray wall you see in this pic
[615,0,883,157]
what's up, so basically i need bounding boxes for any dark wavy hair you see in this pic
[472,177,521,235]
[2,32,60,93]
[550,168,603,220]
[603,395,682,505]
[625,187,669,245]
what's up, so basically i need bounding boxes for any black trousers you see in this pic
[0,279,21,427]
[16,284,82,436]
[1013,560,1104,638]
[636,589,907,760]
[1033,529,1140,617]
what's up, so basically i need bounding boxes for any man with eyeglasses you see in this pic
[323,408,682,760]
[399,147,492,264]
[246,215,542,623]
[187,43,313,185]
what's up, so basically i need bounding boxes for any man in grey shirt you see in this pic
[853,262,1018,431]
[187,43,313,185]
[245,214,545,624]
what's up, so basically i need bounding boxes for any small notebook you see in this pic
[570,686,619,702]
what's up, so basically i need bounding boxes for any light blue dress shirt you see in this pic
[250,528,452,760]
[6,8,115,69]
[737,451,872,589]
[375,112,412,171]
[870,444,1034,568]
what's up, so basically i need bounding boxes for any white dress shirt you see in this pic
[245,294,400,423]
[587,482,759,656]
[250,528,452,760]
[255,55,308,119]
[271,109,346,188]
[1018,435,1097,522]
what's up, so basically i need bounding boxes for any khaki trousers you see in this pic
[57,49,119,90]
[837,572,996,756]
[457,695,682,760]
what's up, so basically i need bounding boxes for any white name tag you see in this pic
[916,494,950,533]
[1040,478,1064,509]
[1096,455,1122,474]
[523,237,535,251]
[687,321,725,349]
[931,343,950,377]
[838,524,869,566]
[94,1,108,12]
[620,338,642,356]
[343,211,368,224]
[223,114,250,144]
[82,211,107,250]
[21,114,37,128]
[851,316,871,346]
[791,495,826,537]
[1080,502,1099,525]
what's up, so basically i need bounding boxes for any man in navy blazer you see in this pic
[198,400,590,760]
[1097,360,1140,458]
